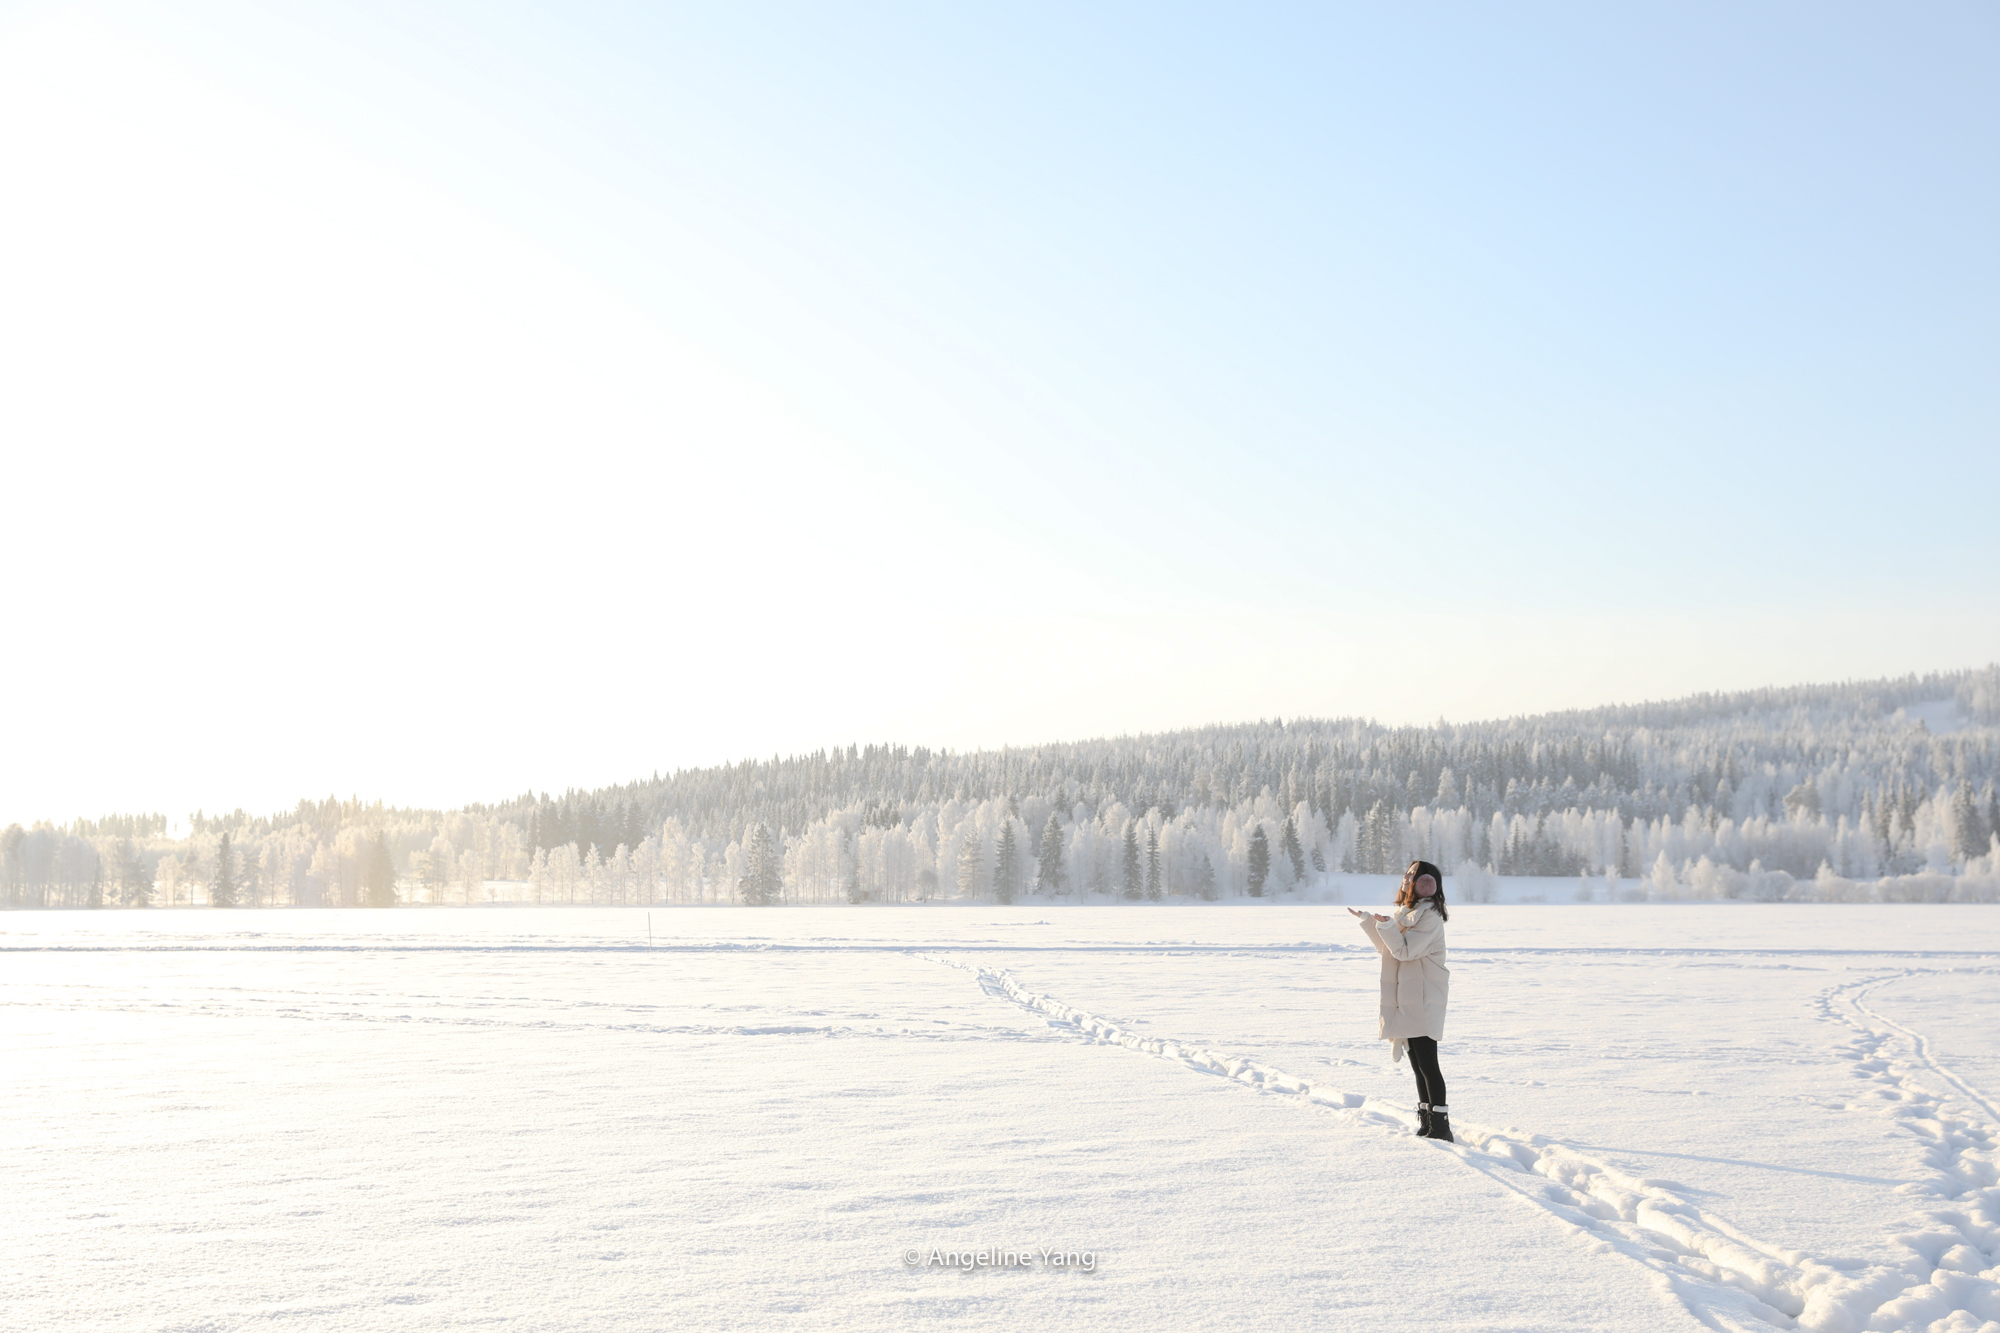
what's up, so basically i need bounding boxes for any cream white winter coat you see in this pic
[1358,900,1449,1060]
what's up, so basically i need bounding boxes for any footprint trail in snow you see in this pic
[926,954,2000,1333]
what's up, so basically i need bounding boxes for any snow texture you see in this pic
[5,904,1999,1331]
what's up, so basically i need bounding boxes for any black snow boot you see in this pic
[1415,1103,1432,1137]
[1426,1104,1454,1143]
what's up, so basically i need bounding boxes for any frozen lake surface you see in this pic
[7,904,1999,1332]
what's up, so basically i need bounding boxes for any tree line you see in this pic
[5,665,1997,908]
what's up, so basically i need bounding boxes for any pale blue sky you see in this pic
[2,2,1995,820]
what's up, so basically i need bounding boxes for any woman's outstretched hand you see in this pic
[1346,907,1392,922]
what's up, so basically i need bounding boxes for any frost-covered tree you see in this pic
[739,823,781,905]
[956,826,986,899]
[1280,817,1305,884]
[454,847,486,904]
[994,821,1019,904]
[843,828,864,903]
[1247,826,1270,897]
[1193,851,1217,901]
[210,833,237,908]
[363,834,397,907]
[423,834,453,903]
[1145,825,1161,901]
[1120,823,1142,900]
[118,842,152,907]
[1036,812,1066,895]
[1951,782,1987,862]
[153,852,184,907]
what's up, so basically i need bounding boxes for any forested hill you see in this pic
[7,666,2000,908]
[481,666,1998,851]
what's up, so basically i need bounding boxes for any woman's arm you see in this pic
[1355,913,1394,959]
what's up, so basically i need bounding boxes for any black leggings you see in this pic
[1407,1036,1447,1108]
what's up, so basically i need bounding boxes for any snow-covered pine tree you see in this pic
[1036,812,1066,895]
[120,842,152,907]
[739,823,782,904]
[1280,817,1305,883]
[1145,826,1161,900]
[994,821,1019,904]
[1375,803,1402,873]
[1951,781,1985,862]
[209,832,237,908]
[1248,825,1270,897]
[1194,851,1217,900]
[1121,823,1142,900]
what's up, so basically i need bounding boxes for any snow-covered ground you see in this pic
[6,905,1998,1332]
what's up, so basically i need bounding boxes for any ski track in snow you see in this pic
[924,954,2000,1333]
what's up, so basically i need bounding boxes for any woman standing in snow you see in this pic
[1349,860,1453,1142]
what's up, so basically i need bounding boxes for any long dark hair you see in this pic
[1396,859,1448,921]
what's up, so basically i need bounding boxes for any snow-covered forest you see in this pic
[7,666,2000,909]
